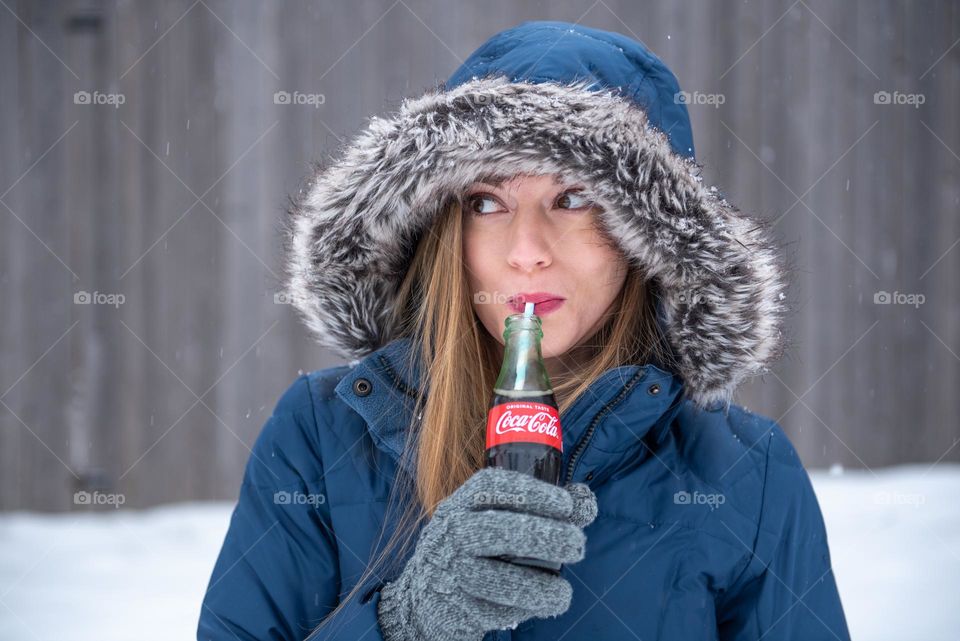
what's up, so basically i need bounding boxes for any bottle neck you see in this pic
[494,315,554,395]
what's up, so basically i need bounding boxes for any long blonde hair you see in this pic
[307,197,676,636]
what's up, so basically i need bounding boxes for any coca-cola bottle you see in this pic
[484,303,563,573]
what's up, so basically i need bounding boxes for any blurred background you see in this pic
[1,1,958,639]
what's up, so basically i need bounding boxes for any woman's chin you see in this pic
[540,335,577,361]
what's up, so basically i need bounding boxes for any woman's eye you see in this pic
[466,193,503,215]
[556,190,592,210]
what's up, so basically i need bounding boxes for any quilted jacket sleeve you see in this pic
[716,423,851,641]
[197,374,386,641]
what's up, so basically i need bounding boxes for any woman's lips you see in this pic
[507,298,565,315]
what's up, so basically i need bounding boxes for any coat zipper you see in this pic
[380,352,649,485]
[563,369,648,485]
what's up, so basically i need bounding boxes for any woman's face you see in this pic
[462,173,628,366]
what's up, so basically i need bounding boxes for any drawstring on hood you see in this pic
[283,21,791,409]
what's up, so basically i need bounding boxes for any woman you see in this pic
[198,21,850,641]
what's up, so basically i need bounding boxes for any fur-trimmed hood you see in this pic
[283,21,790,410]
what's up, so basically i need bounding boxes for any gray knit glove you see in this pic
[375,466,598,641]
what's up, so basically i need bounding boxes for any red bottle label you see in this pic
[486,401,563,451]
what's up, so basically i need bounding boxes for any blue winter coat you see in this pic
[198,20,850,641]
[197,336,849,641]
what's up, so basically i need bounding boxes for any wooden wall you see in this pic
[1,0,957,510]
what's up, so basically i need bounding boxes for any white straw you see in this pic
[524,301,535,317]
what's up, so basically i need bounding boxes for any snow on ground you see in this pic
[813,464,960,641]
[0,464,958,641]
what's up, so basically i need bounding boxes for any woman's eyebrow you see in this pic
[465,177,588,194]
[469,176,510,189]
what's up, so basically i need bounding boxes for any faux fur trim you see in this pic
[283,76,791,409]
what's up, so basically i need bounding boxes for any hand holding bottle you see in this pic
[375,466,598,641]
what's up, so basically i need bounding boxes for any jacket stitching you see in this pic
[596,512,765,549]
[709,431,773,626]
[376,354,420,400]
[653,550,685,641]
[529,26,655,76]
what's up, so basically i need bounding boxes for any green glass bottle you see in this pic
[484,304,564,573]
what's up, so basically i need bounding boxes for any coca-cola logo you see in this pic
[494,409,559,438]
[486,401,562,450]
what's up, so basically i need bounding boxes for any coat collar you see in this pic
[334,336,692,485]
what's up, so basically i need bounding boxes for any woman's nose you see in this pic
[505,206,554,272]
